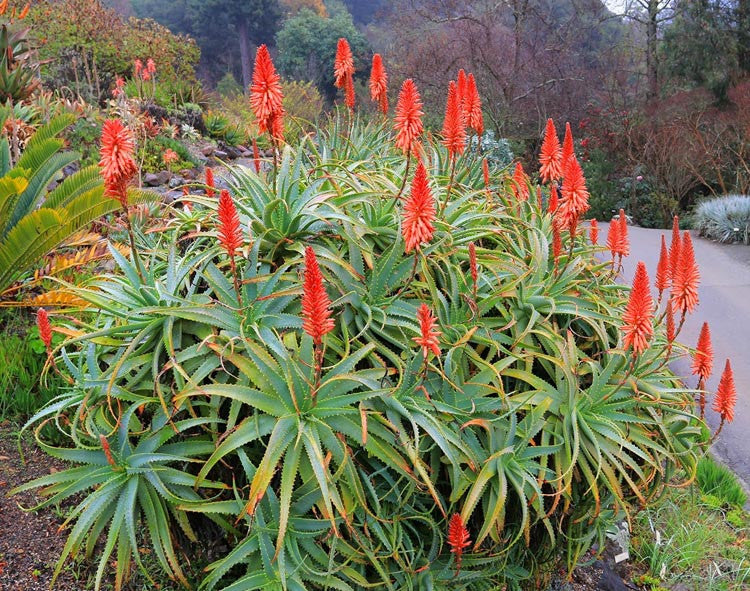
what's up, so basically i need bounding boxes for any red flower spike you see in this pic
[468,242,478,288]
[205,167,215,198]
[552,219,562,265]
[369,53,388,114]
[692,322,713,382]
[464,73,483,135]
[252,139,261,173]
[622,261,654,355]
[447,513,471,575]
[250,45,284,138]
[269,109,286,142]
[655,235,670,293]
[557,155,589,230]
[442,81,466,159]
[606,218,620,259]
[36,308,52,353]
[589,219,599,244]
[344,75,355,110]
[217,190,242,258]
[134,59,142,76]
[539,118,563,184]
[561,122,575,169]
[146,58,156,74]
[669,215,681,283]
[334,38,354,88]
[414,303,441,359]
[402,161,436,253]
[672,231,700,315]
[456,69,467,110]
[548,185,559,213]
[100,435,116,467]
[99,119,137,207]
[394,79,424,155]
[512,162,529,201]
[617,210,630,258]
[482,158,490,190]
[713,359,737,423]
[665,299,675,343]
[301,247,335,345]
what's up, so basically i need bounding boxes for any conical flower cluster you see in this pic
[464,73,483,135]
[402,161,436,253]
[448,513,471,575]
[36,308,52,353]
[691,322,713,382]
[250,45,285,140]
[671,231,700,315]
[513,162,529,202]
[414,303,441,359]
[442,81,466,159]
[539,118,563,184]
[589,219,598,244]
[617,210,630,258]
[622,261,654,354]
[334,38,355,110]
[217,190,242,259]
[205,167,216,198]
[713,360,737,423]
[369,53,388,114]
[99,119,137,207]
[557,155,589,230]
[669,216,681,282]
[302,247,335,345]
[561,122,575,169]
[394,79,424,155]
[655,235,669,294]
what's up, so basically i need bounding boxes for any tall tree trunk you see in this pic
[237,18,252,92]
[646,0,659,100]
[739,0,750,73]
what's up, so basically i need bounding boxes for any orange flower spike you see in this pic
[539,118,563,184]
[665,299,675,343]
[561,122,575,169]
[606,217,620,259]
[369,53,388,114]
[442,81,466,159]
[402,160,436,253]
[468,242,478,289]
[447,513,471,576]
[456,69,468,110]
[655,235,670,294]
[482,158,490,190]
[548,185,559,213]
[618,210,630,258]
[302,247,335,345]
[713,359,737,423]
[146,58,156,74]
[99,119,137,207]
[557,155,589,230]
[512,162,529,202]
[205,167,215,198]
[36,308,52,353]
[344,76,355,110]
[252,138,261,173]
[18,2,29,19]
[465,73,484,135]
[100,435,116,467]
[622,261,654,355]
[414,303,441,359]
[669,215,681,282]
[250,45,284,136]
[334,38,354,88]
[269,109,286,142]
[589,219,599,245]
[217,190,242,259]
[672,231,700,315]
[692,322,713,382]
[134,59,143,76]
[394,79,424,155]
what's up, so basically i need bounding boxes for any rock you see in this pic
[201,145,215,157]
[214,150,229,160]
[168,176,182,189]
[163,190,182,204]
[62,163,79,177]
[179,168,197,181]
[144,170,171,186]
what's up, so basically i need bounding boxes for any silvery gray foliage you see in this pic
[694,194,750,244]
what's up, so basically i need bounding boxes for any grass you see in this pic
[631,462,750,591]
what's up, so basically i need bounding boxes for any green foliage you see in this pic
[18,119,705,590]
[0,23,41,102]
[27,0,200,103]
[726,509,747,529]
[215,72,243,98]
[276,6,369,101]
[696,456,748,508]
[693,194,750,244]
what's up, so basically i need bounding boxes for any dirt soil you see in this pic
[0,425,79,591]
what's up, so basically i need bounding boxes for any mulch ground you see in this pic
[0,424,79,591]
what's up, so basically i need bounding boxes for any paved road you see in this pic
[600,223,750,493]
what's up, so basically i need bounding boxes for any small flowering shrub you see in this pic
[15,50,729,591]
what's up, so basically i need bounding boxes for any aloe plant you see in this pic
[16,117,706,591]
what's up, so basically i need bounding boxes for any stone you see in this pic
[214,150,229,160]
[179,168,197,181]
[144,170,171,187]
[201,145,215,157]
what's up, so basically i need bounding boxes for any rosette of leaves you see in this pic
[18,118,704,590]
[0,22,40,102]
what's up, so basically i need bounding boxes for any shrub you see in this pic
[15,119,706,590]
[693,194,750,243]
[696,456,748,508]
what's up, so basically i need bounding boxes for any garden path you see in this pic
[600,222,750,494]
